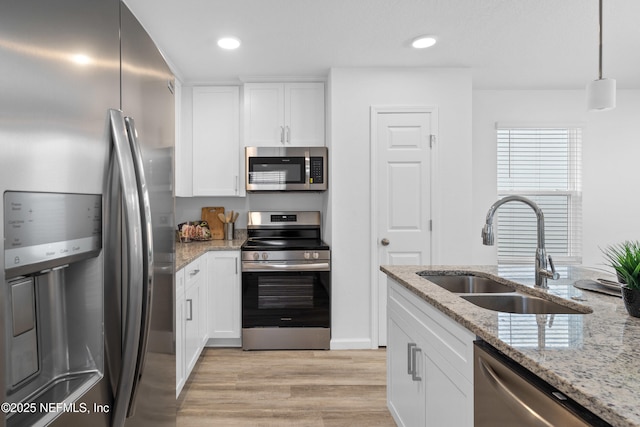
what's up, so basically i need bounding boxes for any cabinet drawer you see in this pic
[389,279,475,382]
[184,257,205,290]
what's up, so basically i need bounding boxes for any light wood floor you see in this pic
[177,348,397,427]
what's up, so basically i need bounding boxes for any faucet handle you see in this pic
[547,255,560,280]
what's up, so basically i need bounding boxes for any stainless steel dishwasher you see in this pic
[474,341,612,427]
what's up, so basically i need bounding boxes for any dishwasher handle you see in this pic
[478,357,554,427]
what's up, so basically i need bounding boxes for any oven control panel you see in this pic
[270,214,297,222]
[243,250,330,262]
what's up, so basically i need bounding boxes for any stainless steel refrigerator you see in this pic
[0,1,176,426]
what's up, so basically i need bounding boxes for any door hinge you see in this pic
[429,134,436,148]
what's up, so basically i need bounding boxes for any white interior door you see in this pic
[374,109,434,346]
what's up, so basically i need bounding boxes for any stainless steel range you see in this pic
[241,211,330,350]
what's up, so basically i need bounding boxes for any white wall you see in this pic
[472,90,640,270]
[329,68,473,348]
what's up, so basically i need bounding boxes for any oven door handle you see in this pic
[242,262,330,272]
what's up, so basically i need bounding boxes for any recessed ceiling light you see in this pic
[217,37,241,50]
[411,36,437,49]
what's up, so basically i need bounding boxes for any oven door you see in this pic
[242,269,330,328]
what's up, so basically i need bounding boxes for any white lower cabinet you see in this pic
[388,309,426,426]
[207,251,241,347]
[175,268,185,398]
[387,277,475,427]
[176,256,208,397]
[176,250,242,397]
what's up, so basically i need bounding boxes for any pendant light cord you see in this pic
[598,0,603,80]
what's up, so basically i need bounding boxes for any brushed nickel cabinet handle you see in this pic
[186,299,193,321]
[407,343,416,375]
[411,346,422,381]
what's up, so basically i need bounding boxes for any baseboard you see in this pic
[206,337,242,347]
[330,337,374,350]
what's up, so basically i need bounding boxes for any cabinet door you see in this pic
[184,256,205,376]
[423,344,473,427]
[243,83,284,146]
[388,277,475,427]
[284,82,325,146]
[175,269,185,397]
[387,306,426,427]
[175,289,185,397]
[208,251,241,344]
[184,281,201,376]
[174,79,191,196]
[198,267,209,348]
[192,86,242,196]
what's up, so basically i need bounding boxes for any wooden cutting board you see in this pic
[201,207,225,240]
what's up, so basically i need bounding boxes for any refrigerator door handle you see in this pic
[108,109,145,427]
[123,116,155,417]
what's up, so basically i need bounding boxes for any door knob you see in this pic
[381,238,390,246]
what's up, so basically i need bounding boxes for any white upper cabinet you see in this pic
[176,86,246,197]
[190,86,244,197]
[244,82,325,147]
[174,79,192,197]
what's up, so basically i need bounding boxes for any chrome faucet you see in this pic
[481,195,560,288]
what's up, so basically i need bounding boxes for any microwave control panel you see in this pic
[310,157,324,184]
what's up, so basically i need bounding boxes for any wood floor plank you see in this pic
[178,348,396,426]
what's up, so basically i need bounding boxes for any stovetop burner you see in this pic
[242,238,330,251]
[241,211,329,253]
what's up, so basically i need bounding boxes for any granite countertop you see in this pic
[176,238,245,270]
[381,264,639,427]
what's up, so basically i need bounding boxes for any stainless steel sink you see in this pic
[460,294,591,315]
[418,273,516,294]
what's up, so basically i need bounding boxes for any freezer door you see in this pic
[118,4,176,427]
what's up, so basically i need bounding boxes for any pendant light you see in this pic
[586,0,616,111]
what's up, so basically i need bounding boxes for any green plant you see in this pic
[602,241,640,290]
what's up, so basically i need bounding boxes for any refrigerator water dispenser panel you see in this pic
[3,192,104,427]
[8,277,38,387]
[4,192,102,278]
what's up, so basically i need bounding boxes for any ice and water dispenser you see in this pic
[3,192,103,425]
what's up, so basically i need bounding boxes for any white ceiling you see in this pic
[125,0,640,89]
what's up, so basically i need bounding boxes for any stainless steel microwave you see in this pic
[245,146,328,191]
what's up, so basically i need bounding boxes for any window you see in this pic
[496,125,582,264]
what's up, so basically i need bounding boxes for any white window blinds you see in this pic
[496,126,582,264]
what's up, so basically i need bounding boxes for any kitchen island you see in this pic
[381,264,640,427]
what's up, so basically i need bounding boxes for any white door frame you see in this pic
[370,105,441,348]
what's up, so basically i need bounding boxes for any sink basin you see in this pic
[418,273,516,294]
[460,294,591,315]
